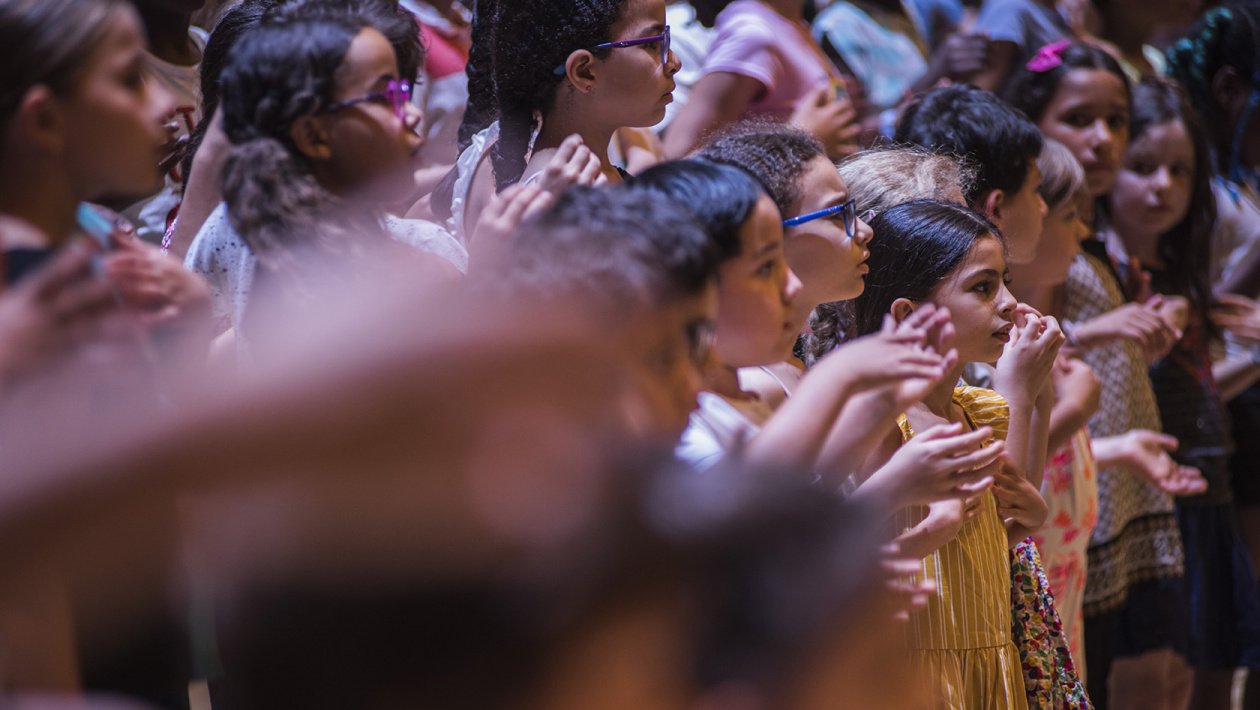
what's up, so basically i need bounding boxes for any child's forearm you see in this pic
[895,508,962,559]
[816,392,902,484]
[745,375,856,470]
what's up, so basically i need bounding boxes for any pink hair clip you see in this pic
[1026,39,1071,72]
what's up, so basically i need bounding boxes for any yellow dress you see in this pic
[897,386,1028,710]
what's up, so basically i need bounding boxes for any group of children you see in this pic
[4,0,1260,709]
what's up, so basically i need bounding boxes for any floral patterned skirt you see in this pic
[1011,539,1093,709]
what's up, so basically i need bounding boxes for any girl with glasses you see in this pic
[435,0,681,243]
[184,8,467,360]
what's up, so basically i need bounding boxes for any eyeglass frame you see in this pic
[322,79,414,121]
[552,25,671,76]
[781,198,865,236]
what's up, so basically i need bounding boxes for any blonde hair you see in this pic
[1036,138,1088,210]
[837,147,975,214]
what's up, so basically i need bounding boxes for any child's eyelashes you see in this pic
[755,259,777,277]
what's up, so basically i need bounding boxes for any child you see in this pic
[849,198,1060,709]
[1011,139,1099,677]
[1106,77,1260,710]
[696,122,874,403]
[803,146,974,364]
[167,0,420,260]
[1005,41,1197,709]
[895,84,1048,266]
[444,0,680,240]
[631,160,995,513]
[1168,10,1260,659]
[183,10,464,355]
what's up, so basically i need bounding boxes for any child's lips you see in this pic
[994,325,1012,343]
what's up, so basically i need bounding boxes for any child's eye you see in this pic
[973,280,991,294]
[1063,113,1091,128]
[756,260,776,277]
[1108,113,1129,130]
[1129,161,1154,175]
[1171,162,1193,179]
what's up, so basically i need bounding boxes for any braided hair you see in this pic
[1166,3,1260,182]
[482,0,626,191]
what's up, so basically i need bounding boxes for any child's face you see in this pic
[1110,119,1195,243]
[625,285,719,443]
[1038,69,1130,197]
[783,156,874,311]
[61,9,175,202]
[714,195,804,368]
[591,0,679,129]
[316,28,424,203]
[925,235,1016,364]
[1013,195,1088,287]
[995,162,1048,265]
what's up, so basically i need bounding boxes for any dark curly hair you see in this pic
[482,0,626,190]
[696,121,827,219]
[218,14,385,279]
[1122,78,1217,336]
[895,84,1043,207]
[183,0,423,190]
[848,200,1003,338]
[1003,42,1131,130]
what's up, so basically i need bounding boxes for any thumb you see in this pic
[1156,433,1179,451]
[806,82,831,106]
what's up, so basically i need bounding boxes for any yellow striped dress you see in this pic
[897,386,1028,710]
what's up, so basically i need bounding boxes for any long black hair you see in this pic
[848,200,1003,337]
[1125,78,1217,336]
[481,0,626,190]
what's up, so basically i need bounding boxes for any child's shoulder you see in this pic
[952,385,1010,434]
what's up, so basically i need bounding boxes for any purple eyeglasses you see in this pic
[324,79,413,121]
[553,25,671,75]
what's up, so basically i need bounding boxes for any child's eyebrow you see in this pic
[753,240,782,258]
[968,267,1002,280]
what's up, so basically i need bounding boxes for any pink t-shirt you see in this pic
[702,0,838,122]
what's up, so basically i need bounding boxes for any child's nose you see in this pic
[854,216,874,246]
[783,266,803,304]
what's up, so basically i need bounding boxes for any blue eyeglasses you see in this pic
[782,199,860,236]
[323,79,413,121]
[553,26,671,75]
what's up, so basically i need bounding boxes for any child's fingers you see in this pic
[553,133,583,165]
[948,439,1005,471]
[577,151,603,185]
[914,421,967,441]
[955,475,994,495]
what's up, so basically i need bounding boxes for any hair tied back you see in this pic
[1026,40,1072,72]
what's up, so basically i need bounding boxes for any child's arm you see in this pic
[991,307,1063,488]
[1046,357,1100,453]
[745,308,948,471]
[814,306,958,482]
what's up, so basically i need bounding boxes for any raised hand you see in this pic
[870,421,1001,506]
[993,305,1064,405]
[789,82,862,160]
[1071,300,1181,362]
[1094,429,1208,497]
[534,134,606,195]
[1211,293,1260,342]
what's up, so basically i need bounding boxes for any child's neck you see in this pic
[920,361,968,417]
[1104,222,1163,269]
[534,113,618,183]
[140,7,199,66]
[705,358,756,402]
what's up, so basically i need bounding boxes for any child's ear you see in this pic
[1212,65,1246,117]
[16,86,66,156]
[563,51,599,94]
[890,298,917,325]
[980,189,1005,229]
[290,115,332,161]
